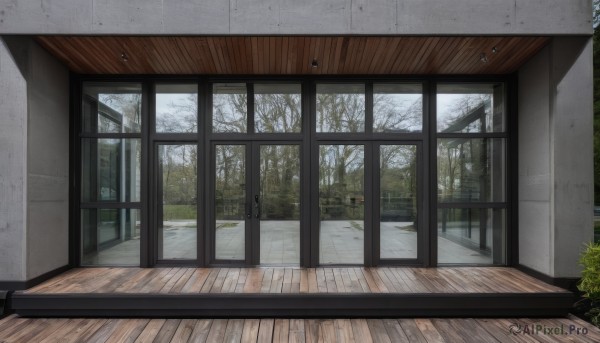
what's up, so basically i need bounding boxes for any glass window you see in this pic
[155,84,198,133]
[81,208,140,266]
[81,139,141,203]
[319,145,365,264]
[374,84,422,133]
[213,83,247,133]
[254,84,302,133]
[82,83,142,133]
[215,145,246,260]
[158,145,197,260]
[437,84,505,133]
[437,138,505,203]
[316,84,365,133]
[437,208,505,265]
[380,145,418,260]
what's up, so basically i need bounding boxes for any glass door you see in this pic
[156,144,198,261]
[374,143,421,264]
[212,142,301,265]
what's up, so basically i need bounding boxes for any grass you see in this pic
[163,205,196,220]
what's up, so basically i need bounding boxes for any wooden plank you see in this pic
[447,319,501,343]
[324,268,337,293]
[351,319,374,343]
[205,319,228,343]
[2,318,57,343]
[241,319,261,343]
[257,319,275,343]
[431,319,468,343]
[360,268,385,293]
[221,268,241,293]
[199,268,221,293]
[367,319,392,343]
[396,319,428,343]
[159,268,189,293]
[304,319,321,343]
[414,319,445,343]
[59,319,111,343]
[152,319,181,343]
[308,268,319,293]
[210,268,230,293]
[84,319,125,343]
[188,320,213,343]
[282,268,293,293]
[332,268,346,292]
[261,268,275,293]
[334,319,355,342]
[291,268,302,293]
[235,267,249,293]
[171,319,196,343]
[319,320,337,343]
[36,318,90,343]
[168,268,196,293]
[381,319,410,343]
[244,268,265,293]
[270,268,284,293]
[288,319,306,343]
[104,319,148,343]
[273,319,290,343]
[182,269,212,293]
[133,320,166,343]
[223,319,245,343]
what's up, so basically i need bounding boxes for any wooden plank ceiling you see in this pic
[35,36,549,75]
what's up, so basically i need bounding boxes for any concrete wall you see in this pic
[518,37,594,278]
[0,38,27,281]
[0,37,69,282]
[0,0,592,35]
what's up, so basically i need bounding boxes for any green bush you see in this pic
[578,242,600,327]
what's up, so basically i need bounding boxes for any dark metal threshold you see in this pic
[11,292,574,318]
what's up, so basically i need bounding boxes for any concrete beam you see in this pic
[0,0,592,35]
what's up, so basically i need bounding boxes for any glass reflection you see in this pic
[215,145,246,260]
[259,145,301,264]
[437,138,505,203]
[437,83,504,133]
[373,84,422,133]
[316,84,365,133]
[81,139,141,203]
[319,145,364,264]
[437,208,505,264]
[213,83,247,133]
[155,84,198,133]
[255,84,302,133]
[81,208,140,266]
[82,83,142,133]
[158,145,197,260]
[380,145,418,259]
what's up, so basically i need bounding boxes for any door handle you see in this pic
[246,203,252,219]
[254,195,260,219]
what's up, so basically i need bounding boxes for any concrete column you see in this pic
[0,38,28,282]
[518,37,593,278]
[0,37,70,284]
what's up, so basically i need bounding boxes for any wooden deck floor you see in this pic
[24,267,567,295]
[1,314,599,343]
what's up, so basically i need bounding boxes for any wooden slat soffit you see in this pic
[35,36,549,75]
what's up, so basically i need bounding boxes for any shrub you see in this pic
[578,242,600,327]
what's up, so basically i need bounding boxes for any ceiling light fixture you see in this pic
[120,52,129,62]
[480,53,488,63]
[492,47,498,54]
[311,59,319,69]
